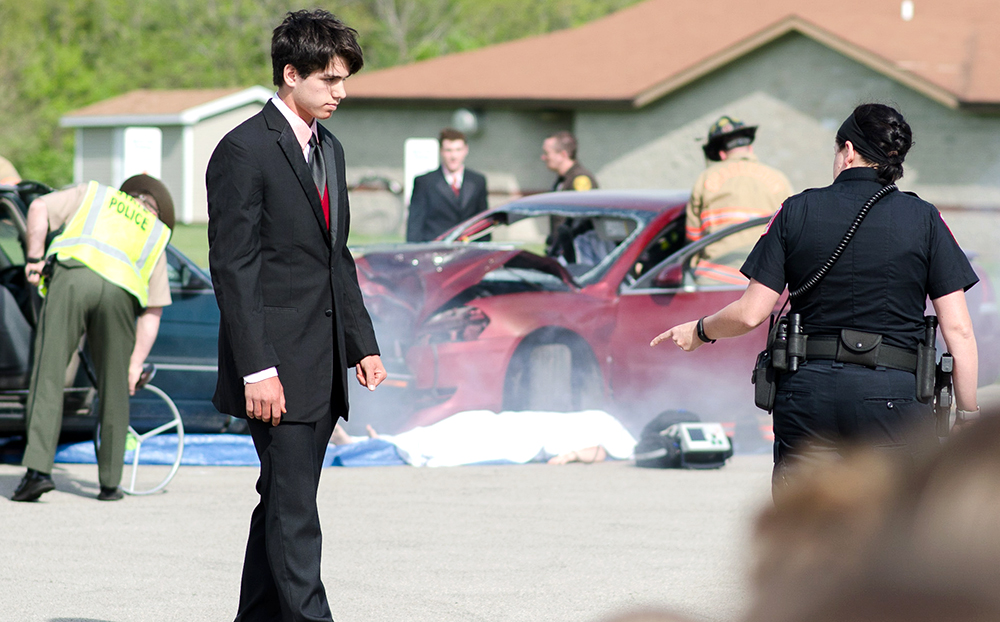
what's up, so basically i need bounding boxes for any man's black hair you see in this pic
[271,9,364,87]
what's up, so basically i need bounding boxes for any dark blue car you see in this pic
[0,182,228,435]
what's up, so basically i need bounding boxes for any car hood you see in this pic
[354,243,575,322]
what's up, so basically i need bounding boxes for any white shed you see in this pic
[60,86,271,224]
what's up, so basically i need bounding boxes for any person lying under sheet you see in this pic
[331,409,636,467]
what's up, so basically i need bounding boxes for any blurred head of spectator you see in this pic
[746,416,1000,622]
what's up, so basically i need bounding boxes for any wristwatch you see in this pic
[696,317,716,344]
[956,407,981,423]
[26,256,43,263]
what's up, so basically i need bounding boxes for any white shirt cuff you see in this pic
[244,367,278,385]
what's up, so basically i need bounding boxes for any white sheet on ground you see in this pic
[379,410,636,467]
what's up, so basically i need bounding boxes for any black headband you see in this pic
[837,112,889,165]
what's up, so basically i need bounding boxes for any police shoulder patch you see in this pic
[572,176,593,191]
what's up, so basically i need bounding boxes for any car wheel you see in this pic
[503,329,604,412]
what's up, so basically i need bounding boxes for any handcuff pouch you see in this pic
[836,329,882,368]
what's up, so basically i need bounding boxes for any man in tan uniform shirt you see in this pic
[13,176,173,502]
[686,116,792,285]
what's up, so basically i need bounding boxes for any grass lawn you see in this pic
[169,224,210,267]
[169,223,403,269]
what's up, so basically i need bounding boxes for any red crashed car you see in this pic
[351,190,1000,442]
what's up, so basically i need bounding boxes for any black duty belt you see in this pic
[804,333,918,373]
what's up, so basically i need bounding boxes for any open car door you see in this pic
[608,217,774,435]
[0,189,35,388]
[0,183,96,432]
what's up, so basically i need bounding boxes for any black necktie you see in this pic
[309,134,326,197]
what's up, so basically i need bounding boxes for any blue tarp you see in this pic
[46,434,409,468]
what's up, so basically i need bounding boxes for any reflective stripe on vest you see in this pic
[45,181,171,307]
[694,260,749,286]
[686,206,775,241]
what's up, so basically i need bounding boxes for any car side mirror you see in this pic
[178,264,210,290]
[653,264,684,288]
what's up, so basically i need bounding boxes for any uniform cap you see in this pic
[119,174,174,230]
[703,115,758,161]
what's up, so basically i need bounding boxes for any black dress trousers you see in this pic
[236,416,336,622]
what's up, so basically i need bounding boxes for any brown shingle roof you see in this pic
[65,88,247,117]
[346,0,1000,107]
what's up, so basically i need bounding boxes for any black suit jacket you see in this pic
[405,167,488,242]
[206,101,379,422]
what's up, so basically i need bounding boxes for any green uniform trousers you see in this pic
[22,262,137,488]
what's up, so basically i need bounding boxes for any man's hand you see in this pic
[128,362,143,396]
[24,261,44,286]
[245,376,286,426]
[356,354,386,391]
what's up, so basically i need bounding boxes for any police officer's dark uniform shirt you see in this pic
[553,162,598,192]
[742,167,978,465]
[742,167,977,350]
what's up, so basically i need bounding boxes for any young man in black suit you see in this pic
[405,128,489,242]
[206,10,385,622]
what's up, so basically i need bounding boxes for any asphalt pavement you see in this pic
[0,455,773,622]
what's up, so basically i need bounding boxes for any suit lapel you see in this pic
[433,169,461,212]
[457,174,475,210]
[263,102,330,243]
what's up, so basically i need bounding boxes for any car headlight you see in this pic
[421,306,490,343]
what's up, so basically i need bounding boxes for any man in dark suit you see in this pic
[205,10,385,622]
[405,128,489,242]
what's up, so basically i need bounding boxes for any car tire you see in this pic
[503,330,604,412]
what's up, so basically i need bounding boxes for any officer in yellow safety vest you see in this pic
[686,116,793,286]
[12,175,174,502]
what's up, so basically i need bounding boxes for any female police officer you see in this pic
[651,103,980,488]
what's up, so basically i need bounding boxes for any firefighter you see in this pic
[686,115,792,285]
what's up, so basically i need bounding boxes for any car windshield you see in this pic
[446,209,649,286]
